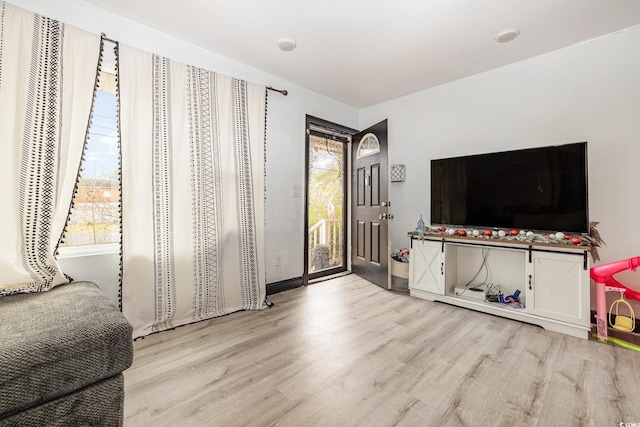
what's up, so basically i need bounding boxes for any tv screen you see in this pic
[431,142,589,233]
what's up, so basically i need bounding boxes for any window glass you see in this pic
[356,133,380,159]
[62,51,120,247]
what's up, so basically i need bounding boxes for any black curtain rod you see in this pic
[100,33,117,44]
[100,34,288,97]
[267,86,288,96]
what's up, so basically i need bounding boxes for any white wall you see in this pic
[58,245,120,304]
[9,0,358,301]
[360,26,640,277]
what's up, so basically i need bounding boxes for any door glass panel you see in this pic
[308,135,345,274]
[356,133,380,159]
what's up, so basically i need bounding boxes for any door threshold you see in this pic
[309,271,352,284]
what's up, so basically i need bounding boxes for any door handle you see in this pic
[528,274,532,290]
[379,213,387,219]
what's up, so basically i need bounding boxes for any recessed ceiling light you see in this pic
[495,28,520,43]
[277,38,297,52]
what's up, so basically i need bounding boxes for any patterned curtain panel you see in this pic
[119,45,266,338]
[0,2,100,296]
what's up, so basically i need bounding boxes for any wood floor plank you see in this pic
[124,274,640,426]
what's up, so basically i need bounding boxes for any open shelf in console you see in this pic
[444,243,527,309]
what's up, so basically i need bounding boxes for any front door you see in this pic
[351,120,389,288]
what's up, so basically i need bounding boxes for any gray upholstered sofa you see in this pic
[0,281,133,426]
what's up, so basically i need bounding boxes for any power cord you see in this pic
[457,248,490,296]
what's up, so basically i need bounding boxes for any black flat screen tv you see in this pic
[431,142,589,233]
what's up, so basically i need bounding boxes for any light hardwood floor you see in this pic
[124,274,640,427]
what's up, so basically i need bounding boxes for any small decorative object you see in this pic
[472,230,479,236]
[580,221,604,262]
[571,237,582,245]
[453,230,459,235]
[485,230,493,237]
[459,230,467,237]
[563,235,571,240]
[555,232,565,240]
[391,248,410,262]
[390,164,406,182]
[526,231,534,238]
[549,233,556,240]
[498,230,506,238]
[447,229,456,235]
[519,230,526,235]
[415,215,426,232]
[312,244,331,271]
[439,227,447,232]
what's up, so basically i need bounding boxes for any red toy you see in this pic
[591,256,640,351]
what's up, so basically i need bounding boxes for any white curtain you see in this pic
[119,45,266,338]
[0,2,100,296]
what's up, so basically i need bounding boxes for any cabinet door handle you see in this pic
[441,263,444,275]
[528,274,532,290]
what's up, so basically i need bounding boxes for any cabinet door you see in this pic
[409,240,444,295]
[527,252,588,326]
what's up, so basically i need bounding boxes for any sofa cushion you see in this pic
[0,281,133,419]
[0,374,125,427]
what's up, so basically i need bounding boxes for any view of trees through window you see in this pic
[308,135,345,272]
[62,67,120,247]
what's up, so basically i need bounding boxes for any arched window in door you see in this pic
[356,133,380,159]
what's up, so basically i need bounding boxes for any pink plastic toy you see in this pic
[591,256,640,351]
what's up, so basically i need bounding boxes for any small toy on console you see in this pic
[501,289,523,308]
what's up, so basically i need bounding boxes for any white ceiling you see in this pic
[80,0,640,108]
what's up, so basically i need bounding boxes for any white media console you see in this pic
[408,232,591,339]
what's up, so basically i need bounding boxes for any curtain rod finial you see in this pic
[267,86,287,96]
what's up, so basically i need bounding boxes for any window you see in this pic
[356,133,380,158]
[61,41,120,247]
